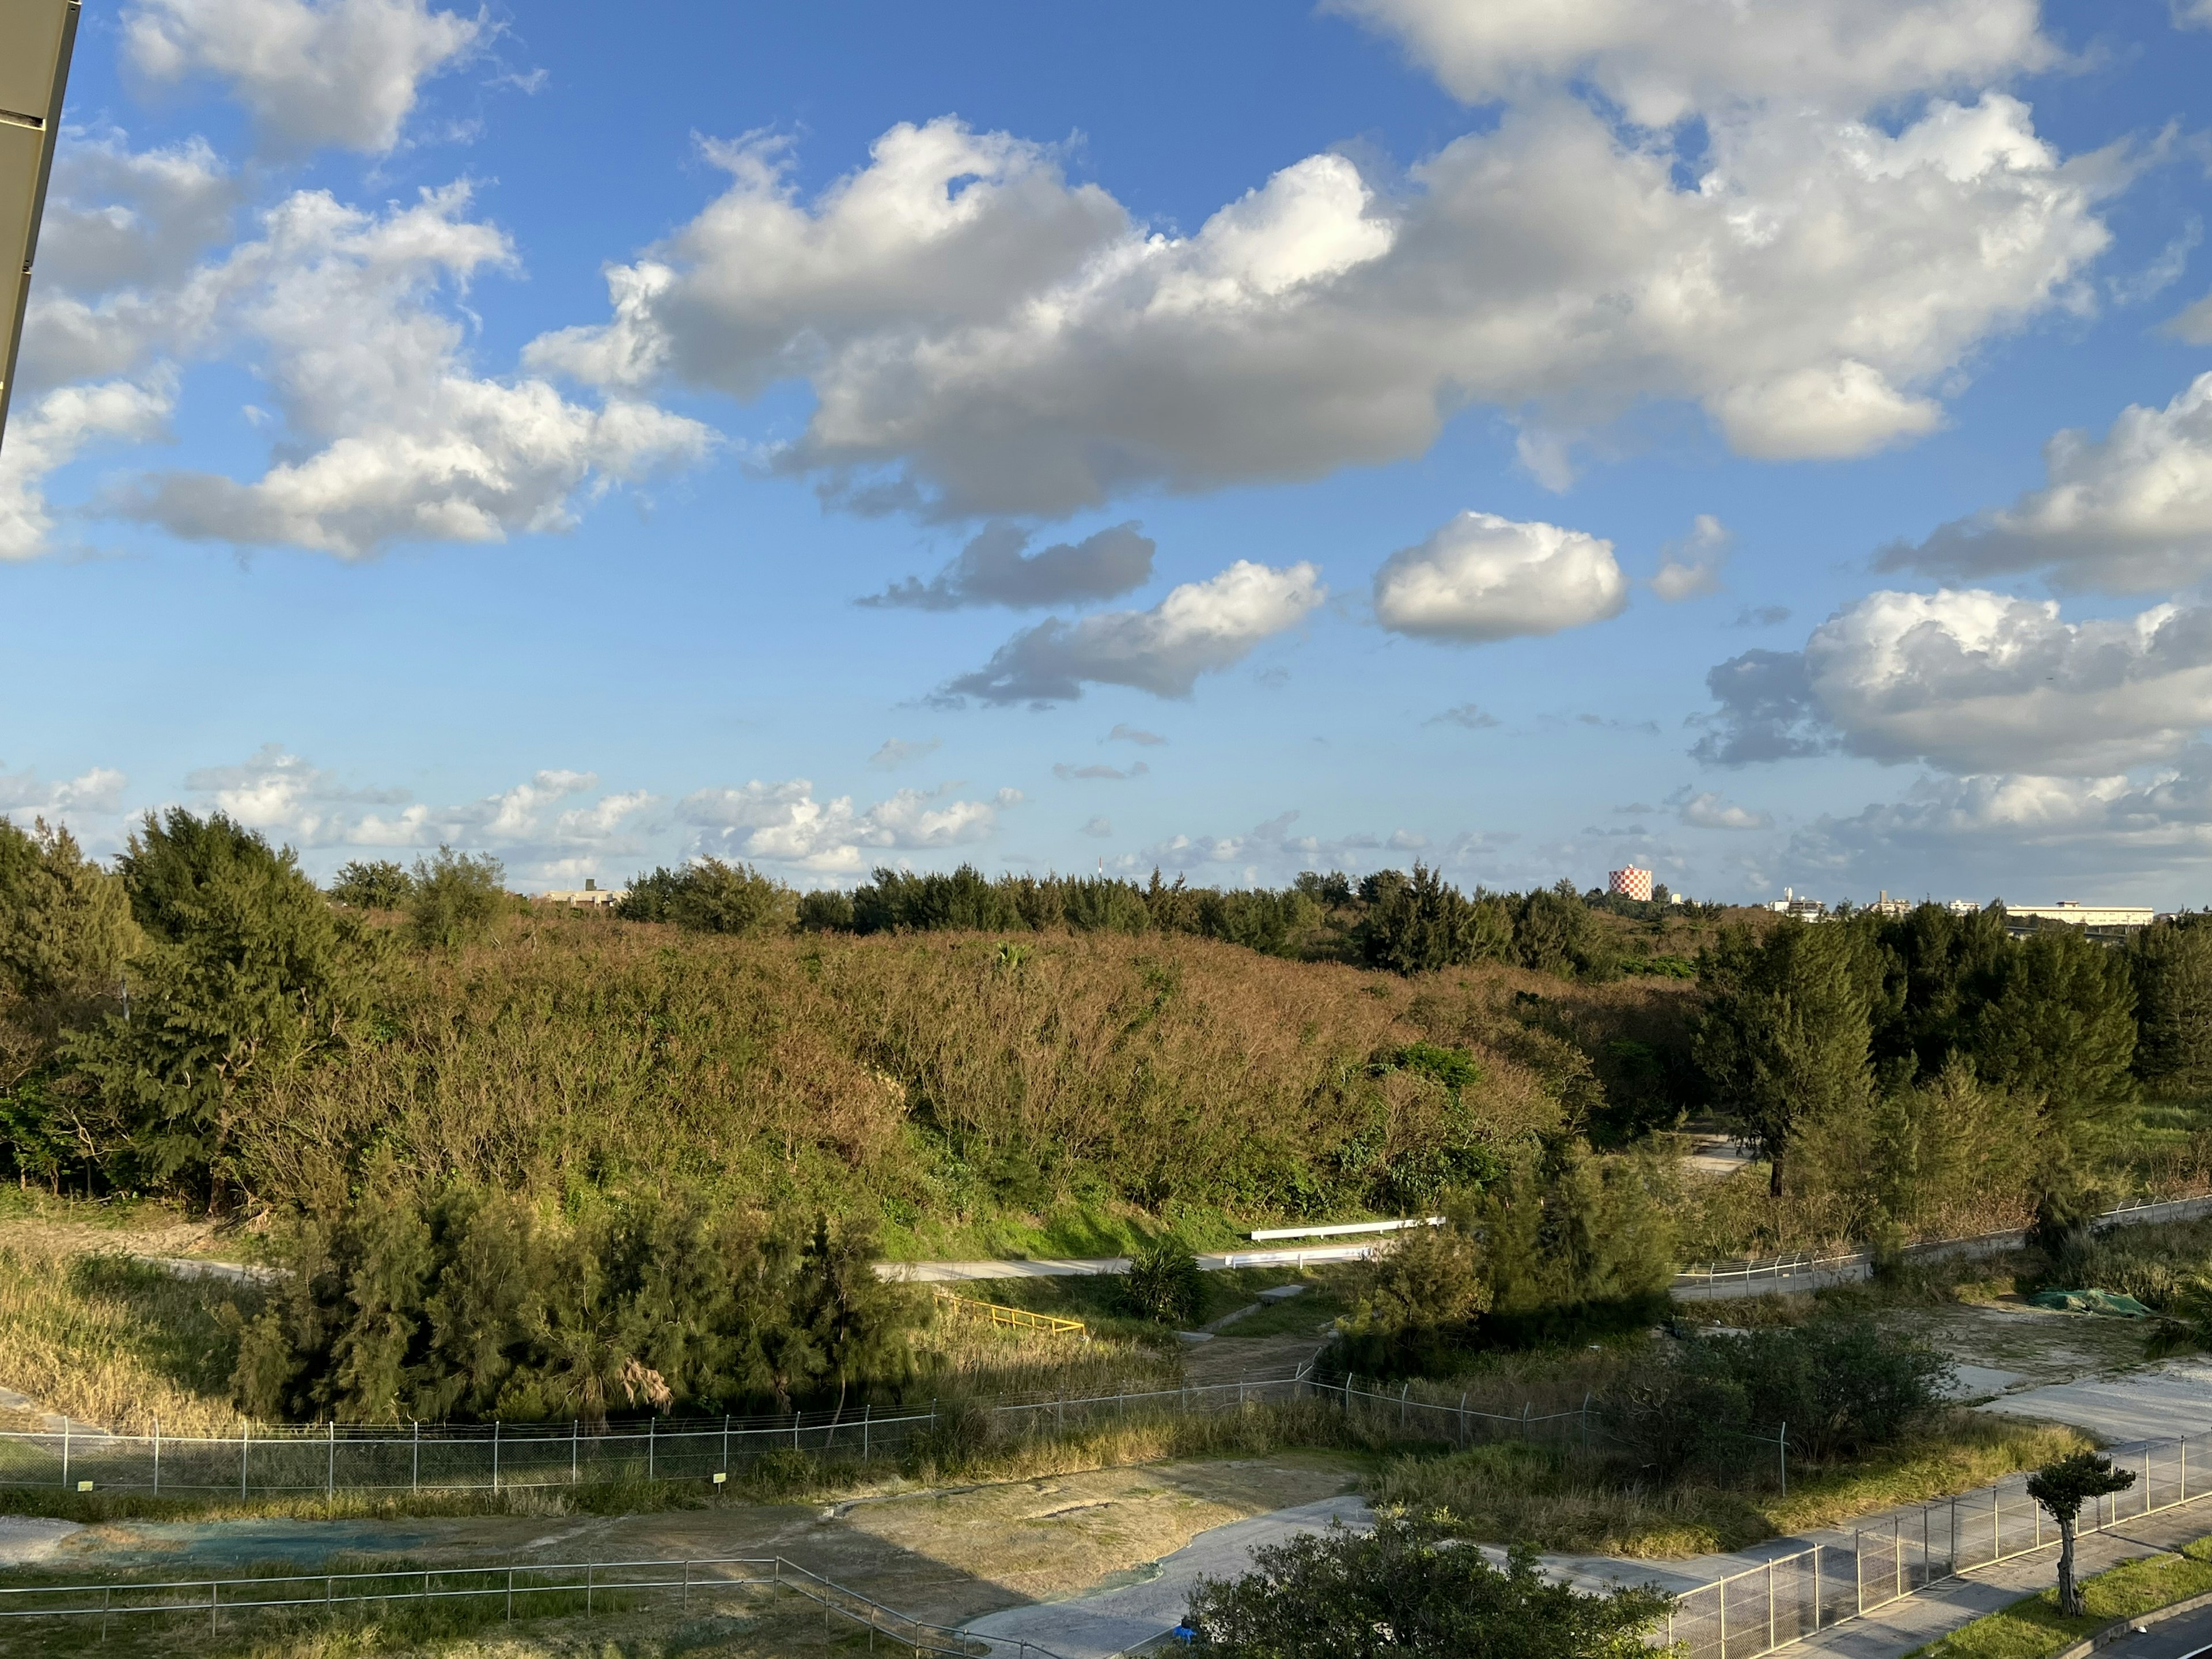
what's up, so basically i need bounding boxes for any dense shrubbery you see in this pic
[234,1178,921,1423]
[1122,1237,1207,1327]
[1327,1147,1675,1376]
[1184,1512,1669,1659]
[1600,1315,1951,1475]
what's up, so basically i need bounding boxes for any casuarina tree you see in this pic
[2027,1452,2135,1615]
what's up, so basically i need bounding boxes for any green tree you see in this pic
[2027,1452,2136,1615]
[0,819,140,1183]
[2131,916,2212,1094]
[619,858,794,935]
[1694,919,1881,1196]
[1331,1222,1491,1378]
[1971,926,2136,1237]
[407,847,508,949]
[1869,902,2009,1082]
[327,860,413,910]
[66,810,369,1201]
[1184,1513,1670,1659]
[1356,863,1503,976]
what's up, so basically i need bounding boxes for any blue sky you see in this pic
[7,0,2212,906]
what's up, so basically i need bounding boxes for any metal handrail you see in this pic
[933,1288,1086,1336]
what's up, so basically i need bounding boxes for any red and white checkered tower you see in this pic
[1608,866,1653,902]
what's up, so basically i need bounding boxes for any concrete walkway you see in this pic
[963,1494,1373,1658]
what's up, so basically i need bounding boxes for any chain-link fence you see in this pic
[0,1553,1107,1658]
[1664,1431,2206,1659]
[0,1369,1332,1498]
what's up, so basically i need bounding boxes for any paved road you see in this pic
[2098,1599,2212,1659]
[1980,1360,2212,1443]
[962,1494,1373,1658]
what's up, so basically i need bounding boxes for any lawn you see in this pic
[1911,1536,2212,1659]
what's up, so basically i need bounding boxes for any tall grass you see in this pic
[0,1244,248,1434]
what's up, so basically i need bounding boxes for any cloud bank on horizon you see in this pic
[7,0,2212,902]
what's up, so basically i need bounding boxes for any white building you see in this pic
[541,877,626,909]
[1764,887,1827,921]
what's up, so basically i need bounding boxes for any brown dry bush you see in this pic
[238,922,1569,1232]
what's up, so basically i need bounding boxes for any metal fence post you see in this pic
[412,1419,419,1493]
[493,1420,501,1493]
[327,1420,336,1499]
[724,1414,730,1475]
[1854,1529,1863,1614]
[241,1420,249,1499]
[1894,1516,1903,1600]
[59,1418,68,1491]
[647,1416,654,1483]
[1459,1391,1469,1449]
[862,1404,870,1463]
[1779,1422,1787,1495]
[1767,1559,1776,1649]
[153,1418,161,1495]
[571,1420,578,1486]
[507,1566,515,1620]
[1812,1544,1823,1630]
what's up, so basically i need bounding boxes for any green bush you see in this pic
[1123,1237,1206,1327]
[1184,1512,1668,1659]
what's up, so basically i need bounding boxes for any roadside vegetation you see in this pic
[1911,1535,2212,1659]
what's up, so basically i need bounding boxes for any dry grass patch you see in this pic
[0,1243,249,1435]
[1370,1412,2090,1559]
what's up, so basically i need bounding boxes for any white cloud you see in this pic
[1054,761,1147,781]
[2177,1,2212,29]
[29,131,240,304]
[1375,511,1624,642]
[123,0,481,154]
[677,778,1019,874]
[1327,0,2050,126]
[1675,789,1772,831]
[180,747,656,882]
[1428,703,1502,729]
[2173,291,2212,344]
[0,379,175,560]
[1699,590,2212,777]
[1080,816,1113,838]
[941,560,1324,704]
[63,183,717,559]
[1108,724,1166,745]
[1889,372,2212,591]
[1652,514,1729,602]
[535,93,2108,516]
[0,764,130,822]
[1787,763,2212,889]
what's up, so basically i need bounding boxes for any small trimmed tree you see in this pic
[2027,1452,2136,1615]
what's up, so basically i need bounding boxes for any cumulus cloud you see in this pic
[180,745,657,880]
[0,379,175,560]
[0,763,130,823]
[71,184,715,559]
[940,560,1324,705]
[1652,514,1730,602]
[1054,761,1147,781]
[1699,590,2212,777]
[1734,605,1793,628]
[1375,511,1624,642]
[1108,724,1166,745]
[1673,789,1773,831]
[1429,703,1502,729]
[29,131,241,304]
[677,778,1019,873]
[123,0,481,153]
[867,738,939,770]
[1080,816,1112,838]
[861,521,1154,609]
[1128,810,1433,882]
[1787,763,2212,888]
[535,91,2109,516]
[1886,372,2212,591]
[1327,0,2050,126]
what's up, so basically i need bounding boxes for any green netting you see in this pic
[2027,1289,2154,1317]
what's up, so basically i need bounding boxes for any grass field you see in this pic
[1911,1536,2212,1659]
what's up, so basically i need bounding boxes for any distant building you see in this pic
[541,877,625,909]
[1763,887,1827,921]
[1608,866,1653,902]
[1869,889,1912,918]
[2001,900,2154,942]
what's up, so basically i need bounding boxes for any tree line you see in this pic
[615,856,1690,980]
[1695,903,2212,1239]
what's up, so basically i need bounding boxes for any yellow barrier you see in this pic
[932,1289,1085,1336]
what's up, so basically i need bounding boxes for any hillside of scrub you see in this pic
[229,919,1696,1255]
